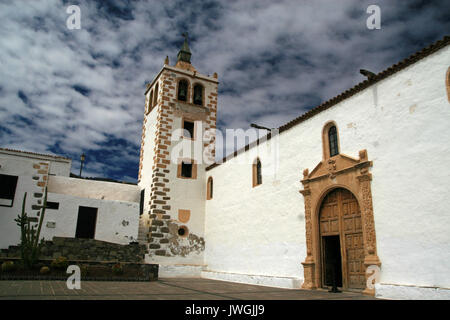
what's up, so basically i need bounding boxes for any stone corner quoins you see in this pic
[143,68,217,257]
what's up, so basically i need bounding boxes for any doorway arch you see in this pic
[319,188,365,289]
[299,149,381,295]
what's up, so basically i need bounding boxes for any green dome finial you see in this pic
[177,32,191,63]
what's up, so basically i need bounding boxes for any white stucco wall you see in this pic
[375,283,450,300]
[0,149,71,176]
[204,45,450,297]
[138,100,158,214]
[204,137,305,283]
[47,161,71,177]
[48,176,140,202]
[44,177,141,244]
[0,151,73,249]
[0,155,42,248]
[41,193,139,245]
[0,155,141,248]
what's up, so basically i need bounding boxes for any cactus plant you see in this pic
[14,188,48,269]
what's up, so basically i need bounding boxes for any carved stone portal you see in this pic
[299,149,381,295]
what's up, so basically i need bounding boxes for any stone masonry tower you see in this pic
[138,34,218,267]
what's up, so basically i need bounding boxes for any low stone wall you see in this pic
[0,237,147,263]
[0,258,158,282]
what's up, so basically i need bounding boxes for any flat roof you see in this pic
[0,147,71,162]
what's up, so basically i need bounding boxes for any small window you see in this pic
[183,120,195,139]
[181,162,193,178]
[193,84,203,105]
[328,126,339,157]
[252,158,262,187]
[139,189,145,216]
[178,79,188,102]
[177,159,197,179]
[0,174,18,207]
[207,177,213,200]
[256,160,262,185]
[322,122,340,159]
[178,225,189,237]
[148,90,153,113]
[153,82,159,106]
[46,202,59,210]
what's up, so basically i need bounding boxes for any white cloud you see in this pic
[0,0,448,180]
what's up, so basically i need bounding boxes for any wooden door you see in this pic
[319,188,365,289]
[340,189,365,289]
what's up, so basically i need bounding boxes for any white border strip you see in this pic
[201,270,303,289]
[375,283,450,300]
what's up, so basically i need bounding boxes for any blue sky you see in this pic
[0,0,449,182]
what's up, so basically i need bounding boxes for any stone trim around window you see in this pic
[181,117,196,140]
[177,158,197,180]
[192,82,206,107]
[322,121,340,160]
[176,77,191,103]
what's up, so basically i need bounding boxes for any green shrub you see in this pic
[51,256,68,270]
[40,266,50,275]
[111,263,123,275]
[1,261,16,272]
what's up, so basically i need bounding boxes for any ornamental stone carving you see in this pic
[299,149,381,295]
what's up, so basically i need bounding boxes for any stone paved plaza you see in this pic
[0,278,379,300]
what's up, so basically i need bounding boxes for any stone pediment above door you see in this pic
[303,150,372,182]
[299,148,381,295]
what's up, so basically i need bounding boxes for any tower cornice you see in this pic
[145,65,218,95]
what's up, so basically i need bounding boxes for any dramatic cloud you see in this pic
[0,0,449,181]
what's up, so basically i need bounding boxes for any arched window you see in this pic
[193,84,204,106]
[153,82,159,106]
[148,90,153,113]
[252,158,262,187]
[207,177,213,200]
[328,126,339,157]
[178,79,188,102]
[322,122,340,159]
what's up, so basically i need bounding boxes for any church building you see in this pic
[1,35,449,300]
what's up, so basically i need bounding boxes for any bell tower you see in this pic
[138,34,218,267]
